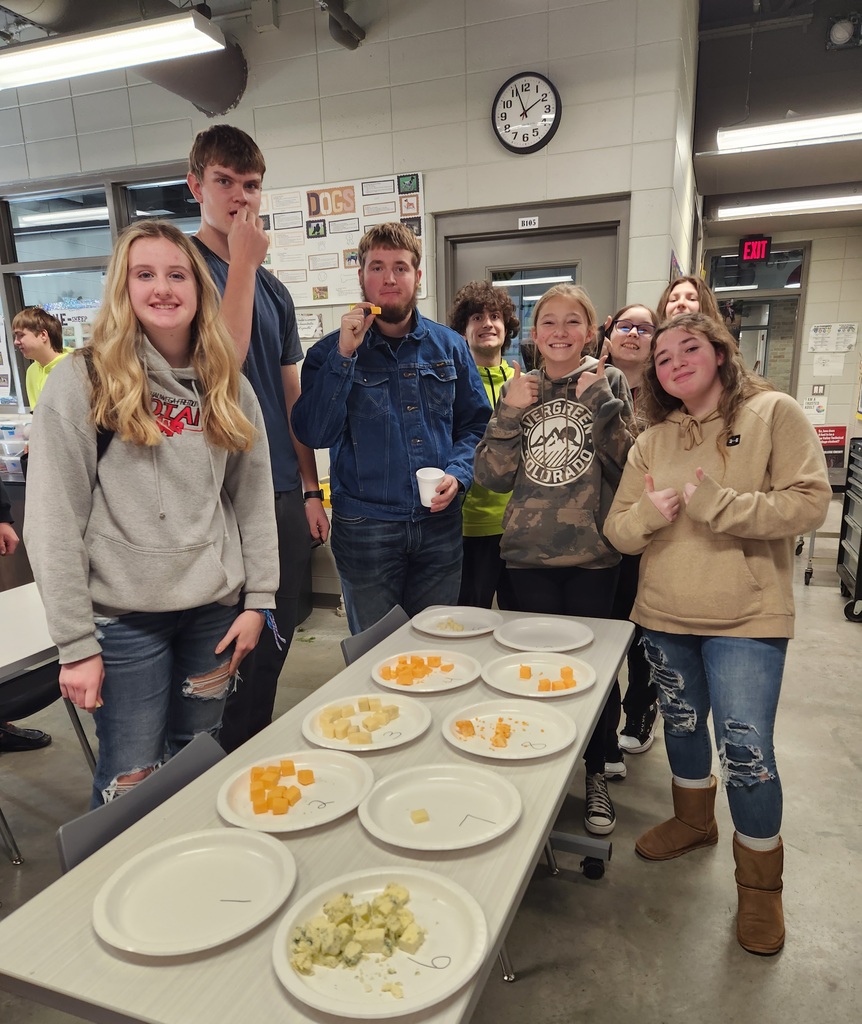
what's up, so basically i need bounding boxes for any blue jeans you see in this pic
[331,510,463,634]
[641,630,787,838]
[91,602,238,807]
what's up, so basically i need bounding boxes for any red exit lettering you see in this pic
[742,238,768,261]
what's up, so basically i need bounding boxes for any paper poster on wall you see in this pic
[808,322,858,352]
[296,312,324,340]
[262,172,426,307]
[803,395,828,424]
[0,316,9,400]
[814,425,847,468]
[813,352,845,376]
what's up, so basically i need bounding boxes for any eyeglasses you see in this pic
[612,320,655,337]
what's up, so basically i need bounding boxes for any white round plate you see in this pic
[93,829,296,956]
[358,763,522,851]
[493,616,594,652]
[482,652,596,698]
[272,866,487,1018]
[441,698,577,760]
[216,750,374,832]
[301,695,431,752]
[411,605,503,639]
[371,649,481,693]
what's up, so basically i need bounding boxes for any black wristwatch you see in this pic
[303,489,325,501]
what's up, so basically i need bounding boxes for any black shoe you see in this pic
[619,703,658,754]
[585,773,616,835]
[0,722,52,752]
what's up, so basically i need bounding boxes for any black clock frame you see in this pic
[491,71,562,155]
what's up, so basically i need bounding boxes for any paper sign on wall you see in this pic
[813,353,846,376]
[803,395,828,424]
[808,322,858,352]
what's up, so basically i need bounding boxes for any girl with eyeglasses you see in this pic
[600,305,661,777]
[474,284,636,837]
[605,312,830,955]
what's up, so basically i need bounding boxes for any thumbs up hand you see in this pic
[502,360,539,409]
[683,467,705,505]
[576,354,607,398]
[645,473,681,523]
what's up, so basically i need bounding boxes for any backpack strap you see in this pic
[82,349,115,462]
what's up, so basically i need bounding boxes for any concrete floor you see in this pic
[1,498,859,1024]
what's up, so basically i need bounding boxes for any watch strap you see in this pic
[303,489,325,501]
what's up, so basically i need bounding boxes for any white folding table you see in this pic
[0,609,633,1024]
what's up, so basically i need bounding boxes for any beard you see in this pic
[360,280,421,326]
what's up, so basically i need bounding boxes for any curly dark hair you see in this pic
[448,281,520,344]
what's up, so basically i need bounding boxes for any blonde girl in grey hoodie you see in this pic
[25,220,278,807]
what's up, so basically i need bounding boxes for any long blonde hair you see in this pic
[85,220,255,452]
[641,312,774,450]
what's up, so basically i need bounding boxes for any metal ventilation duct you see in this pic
[0,0,247,116]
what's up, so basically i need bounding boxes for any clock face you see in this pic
[492,72,561,154]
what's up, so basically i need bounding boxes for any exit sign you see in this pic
[738,234,771,263]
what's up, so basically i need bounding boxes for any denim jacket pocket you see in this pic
[419,362,457,415]
[349,370,389,420]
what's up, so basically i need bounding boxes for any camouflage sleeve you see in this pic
[580,368,635,489]
[473,395,524,494]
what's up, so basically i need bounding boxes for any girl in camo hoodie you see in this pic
[473,283,635,838]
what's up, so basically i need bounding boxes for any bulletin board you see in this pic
[259,171,426,306]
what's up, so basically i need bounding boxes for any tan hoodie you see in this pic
[604,390,831,638]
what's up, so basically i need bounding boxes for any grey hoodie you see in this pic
[24,341,278,663]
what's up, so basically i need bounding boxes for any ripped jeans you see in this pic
[641,630,788,838]
[91,602,238,808]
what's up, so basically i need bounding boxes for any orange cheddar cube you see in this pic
[249,779,266,798]
[271,798,289,815]
[490,733,508,747]
[280,759,296,776]
[252,796,268,814]
[261,769,280,788]
[560,665,574,680]
[519,664,531,680]
[286,785,301,806]
[397,655,409,666]
[395,675,414,686]
[440,663,454,673]
[455,719,475,737]
[297,769,315,786]
[551,679,567,691]
[426,654,442,668]
[380,664,393,680]
[250,766,265,781]
[537,678,551,692]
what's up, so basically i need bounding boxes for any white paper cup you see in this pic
[416,467,445,507]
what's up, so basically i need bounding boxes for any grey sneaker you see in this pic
[585,773,616,835]
[604,755,627,781]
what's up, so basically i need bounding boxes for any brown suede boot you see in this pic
[733,833,785,955]
[635,777,719,860]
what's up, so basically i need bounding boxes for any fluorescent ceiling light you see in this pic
[0,11,224,90]
[18,207,109,227]
[493,275,573,288]
[716,112,862,153]
[785,282,801,288]
[714,285,759,292]
[716,195,862,219]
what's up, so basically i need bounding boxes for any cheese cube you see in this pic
[321,722,336,738]
[349,730,372,744]
[368,697,382,712]
[551,679,567,691]
[519,664,531,679]
[250,766,265,780]
[334,720,350,740]
[398,922,425,954]
[426,654,441,667]
[297,769,315,785]
[560,665,574,680]
[271,798,289,815]
[286,785,301,806]
[280,759,296,776]
[410,808,429,824]
[440,663,454,672]
[362,714,382,732]
[537,678,551,692]
[252,796,268,814]
[355,928,387,954]
[342,704,356,718]
[249,779,265,798]
[455,719,475,737]
[382,704,399,721]
[357,697,370,712]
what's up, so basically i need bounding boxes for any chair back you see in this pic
[56,732,225,872]
[339,604,409,666]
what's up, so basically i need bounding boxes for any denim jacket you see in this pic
[292,311,490,520]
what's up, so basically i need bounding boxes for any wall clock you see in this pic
[491,71,562,154]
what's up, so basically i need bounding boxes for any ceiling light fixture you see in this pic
[17,207,109,227]
[0,10,225,90]
[716,194,862,219]
[492,275,573,288]
[716,111,862,153]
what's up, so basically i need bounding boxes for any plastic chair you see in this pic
[339,604,409,666]
[56,732,226,873]
[0,660,98,864]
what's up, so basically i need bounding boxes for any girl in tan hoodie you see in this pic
[605,312,830,955]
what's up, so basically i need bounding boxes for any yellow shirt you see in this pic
[26,351,69,408]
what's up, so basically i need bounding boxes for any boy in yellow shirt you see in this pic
[12,306,68,408]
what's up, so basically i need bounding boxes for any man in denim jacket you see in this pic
[292,223,489,634]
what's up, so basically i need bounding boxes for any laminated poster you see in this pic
[803,395,828,424]
[808,322,858,352]
[260,172,426,308]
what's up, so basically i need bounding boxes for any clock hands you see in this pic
[513,84,529,119]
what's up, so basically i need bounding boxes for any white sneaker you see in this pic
[619,703,659,754]
[604,756,627,781]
